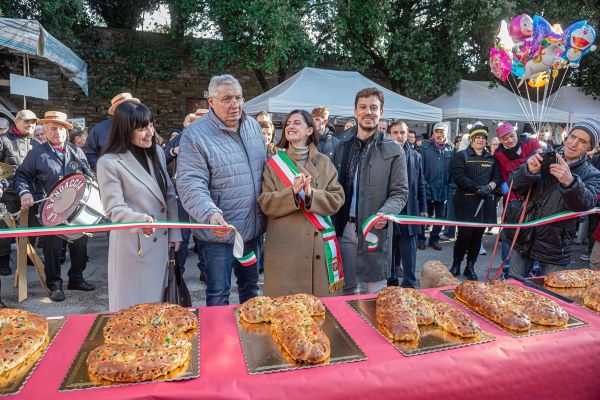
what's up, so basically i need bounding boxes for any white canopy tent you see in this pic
[244,67,442,122]
[546,86,600,123]
[429,80,571,124]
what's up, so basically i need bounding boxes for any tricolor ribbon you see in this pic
[266,150,344,293]
[0,221,257,267]
[362,207,600,250]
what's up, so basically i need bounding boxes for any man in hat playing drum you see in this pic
[15,111,96,302]
[84,93,140,170]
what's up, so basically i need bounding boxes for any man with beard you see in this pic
[332,88,408,294]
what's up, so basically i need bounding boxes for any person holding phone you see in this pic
[503,119,600,278]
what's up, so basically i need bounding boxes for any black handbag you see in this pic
[164,248,192,307]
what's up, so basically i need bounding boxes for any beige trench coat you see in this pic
[258,144,345,297]
[97,147,181,312]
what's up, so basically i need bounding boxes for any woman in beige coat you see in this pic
[97,101,181,311]
[258,110,344,297]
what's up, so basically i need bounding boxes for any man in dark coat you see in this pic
[84,93,140,170]
[15,111,96,302]
[450,124,501,280]
[504,119,600,277]
[0,110,37,276]
[418,122,454,251]
[312,106,340,159]
[387,121,427,288]
[332,88,408,294]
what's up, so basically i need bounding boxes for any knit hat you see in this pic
[571,118,600,149]
[469,124,488,139]
[495,122,515,138]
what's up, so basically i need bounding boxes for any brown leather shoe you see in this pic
[429,242,442,251]
[417,243,426,250]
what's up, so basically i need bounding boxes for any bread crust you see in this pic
[582,278,600,311]
[0,309,48,374]
[544,269,597,288]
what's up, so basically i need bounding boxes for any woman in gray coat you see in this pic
[97,102,181,312]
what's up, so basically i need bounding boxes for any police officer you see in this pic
[15,111,96,302]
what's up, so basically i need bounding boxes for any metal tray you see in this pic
[1,316,66,397]
[441,290,588,337]
[59,309,199,391]
[347,299,495,356]
[528,277,600,315]
[234,306,367,374]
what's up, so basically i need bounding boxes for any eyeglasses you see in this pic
[215,96,244,106]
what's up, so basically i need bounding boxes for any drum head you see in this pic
[42,174,87,226]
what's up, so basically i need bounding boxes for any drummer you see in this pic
[14,111,96,302]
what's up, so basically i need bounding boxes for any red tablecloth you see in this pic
[13,285,600,399]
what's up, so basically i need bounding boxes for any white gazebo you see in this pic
[244,67,442,122]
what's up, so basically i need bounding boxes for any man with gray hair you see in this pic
[177,74,266,306]
[0,118,9,135]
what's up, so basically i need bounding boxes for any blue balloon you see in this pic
[562,20,597,68]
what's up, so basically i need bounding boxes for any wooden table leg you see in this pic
[16,209,29,302]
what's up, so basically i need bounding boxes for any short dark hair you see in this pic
[69,126,87,143]
[390,120,408,131]
[354,87,384,109]
[277,109,320,149]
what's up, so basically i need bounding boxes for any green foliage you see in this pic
[194,0,316,91]
[0,0,91,41]
[87,0,161,29]
[164,0,204,39]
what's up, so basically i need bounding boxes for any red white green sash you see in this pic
[267,150,344,293]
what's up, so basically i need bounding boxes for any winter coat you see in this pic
[97,146,182,312]
[258,144,345,297]
[451,146,501,224]
[419,139,454,202]
[14,142,93,201]
[502,150,600,265]
[0,135,17,191]
[494,137,541,202]
[84,118,112,170]
[4,127,33,193]
[176,109,266,243]
[316,126,340,159]
[332,128,409,282]
[395,141,427,236]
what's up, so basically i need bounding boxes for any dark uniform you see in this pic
[14,141,95,295]
[450,130,501,280]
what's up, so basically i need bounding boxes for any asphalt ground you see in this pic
[0,228,592,317]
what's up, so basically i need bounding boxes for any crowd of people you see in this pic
[1,73,600,310]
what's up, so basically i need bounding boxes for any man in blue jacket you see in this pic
[177,75,266,306]
[387,121,427,288]
[15,111,96,302]
[418,122,454,251]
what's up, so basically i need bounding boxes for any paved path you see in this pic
[0,229,590,317]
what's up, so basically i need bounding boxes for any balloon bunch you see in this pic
[490,14,597,88]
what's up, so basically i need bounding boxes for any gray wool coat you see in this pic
[332,128,409,282]
[97,147,181,312]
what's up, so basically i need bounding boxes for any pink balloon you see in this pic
[490,48,512,81]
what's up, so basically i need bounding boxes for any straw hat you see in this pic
[108,92,140,115]
[38,111,73,130]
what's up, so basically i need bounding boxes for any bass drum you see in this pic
[41,174,106,241]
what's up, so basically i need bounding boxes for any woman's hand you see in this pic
[141,215,155,236]
[292,174,305,194]
[303,173,313,198]
[170,241,181,252]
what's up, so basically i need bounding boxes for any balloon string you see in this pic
[542,66,569,125]
[525,83,536,133]
[507,76,535,130]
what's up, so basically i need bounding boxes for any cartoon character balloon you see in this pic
[509,14,534,46]
[490,48,512,81]
[562,20,597,68]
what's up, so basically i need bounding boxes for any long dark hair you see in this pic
[104,101,167,199]
[277,109,320,149]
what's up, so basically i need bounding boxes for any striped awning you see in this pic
[0,17,88,95]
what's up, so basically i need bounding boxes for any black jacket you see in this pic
[395,141,426,236]
[502,150,600,265]
[451,146,501,224]
[0,134,18,192]
[316,126,340,159]
[83,118,112,169]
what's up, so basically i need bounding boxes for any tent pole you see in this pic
[22,54,27,109]
[455,118,459,140]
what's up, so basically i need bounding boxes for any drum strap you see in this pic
[66,145,96,180]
